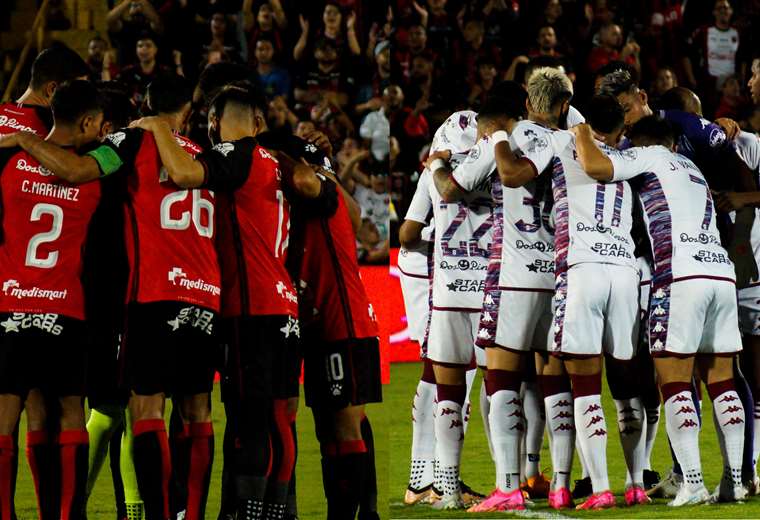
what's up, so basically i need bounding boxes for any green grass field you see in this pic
[12,384,389,520]
[389,361,760,519]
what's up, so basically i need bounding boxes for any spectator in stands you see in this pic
[528,25,575,82]
[357,217,390,264]
[243,0,287,59]
[201,10,243,64]
[648,66,679,107]
[116,33,174,106]
[453,18,502,87]
[267,95,299,136]
[467,57,498,111]
[294,38,354,110]
[354,170,390,242]
[360,85,395,162]
[395,23,433,83]
[586,22,641,75]
[107,0,163,65]
[86,36,119,82]
[253,38,291,99]
[357,41,391,116]
[424,0,457,58]
[715,75,750,119]
[293,2,361,63]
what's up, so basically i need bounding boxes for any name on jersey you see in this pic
[693,250,731,264]
[439,259,486,271]
[591,243,632,258]
[446,279,486,292]
[679,232,720,245]
[526,259,554,273]
[576,222,630,244]
[21,179,79,202]
[0,115,37,133]
[168,267,221,296]
[668,160,698,172]
[0,312,63,336]
[516,239,554,252]
[2,279,67,301]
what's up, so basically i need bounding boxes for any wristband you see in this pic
[491,130,509,144]
[429,158,446,172]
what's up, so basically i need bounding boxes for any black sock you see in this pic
[132,420,171,520]
[218,404,237,519]
[359,418,377,517]
[327,441,367,520]
[26,430,58,520]
[168,410,190,517]
[109,422,126,520]
[235,476,267,520]
[286,420,297,518]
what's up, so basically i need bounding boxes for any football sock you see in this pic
[0,434,15,520]
[263,400,293,520]
[235,402,271,520]
[26,430,55,519]
[169,409,190,517]
[359,416,378,515]
[120,413,143,517]
[613,397,645,486]
[732,359,755,483]
[539,374,574,491]
[522,381,544,480]
[708,378,745,488]
[662,382,703,489]
[219,400,238,518]
[186,422,214,520]
[58,429,89,520]
[9,427,17,520]
[408,361,436,491]
[434,383,466,497]
[132,419,171,520]
[286,415,297,518]
[332,440,367,520]
[85,406,122,499]
[463,368,476,435]
[571,372,609,493]
[477,372,494,461]
[644,405,660,470]
[487,369,523,492]
[108,424,127,520]
[753,387,760,478]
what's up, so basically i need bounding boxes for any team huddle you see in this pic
[398,59,760,511]
[0,46,382,520]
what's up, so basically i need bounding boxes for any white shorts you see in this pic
[552,263,639,360]
[427,309,485,366]
[399,270,430,344]
[738,283,760,336]
[475,288,553,352]
[649,277,742,356]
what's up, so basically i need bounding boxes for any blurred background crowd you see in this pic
[1,0,392,264]
[387,0,760,246]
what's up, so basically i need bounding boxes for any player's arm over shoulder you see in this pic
[275,149,339,217]
[497,125,545,188]
[6,131,106,183]
[572,124,614,181]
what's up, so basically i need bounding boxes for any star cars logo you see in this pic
[591,243,631,258]
[525,259,554,273]
[445,279,486,292]
[692,250,731,264]
[0,312,63,335]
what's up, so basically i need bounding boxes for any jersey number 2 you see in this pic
[26,203,63,268]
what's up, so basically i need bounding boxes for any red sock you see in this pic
[0,435,14,520]
[186,422,213,520]
[58,429,89,520]
[133,419,171,520]
[273,400,295,484]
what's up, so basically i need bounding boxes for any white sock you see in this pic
[409,379,436,490]
[577,436,589,479]
[490,389,523,492]
[522,381,544,479]
[663,387,703,489]
[544,391,574,490]
[463,368,476,435]
[478,375,495,461]
[753,399,760,479]
[575,394,610,493]
[434,388,465,496]
[710,386,745,488]
[644,405,660,471]
[614,397,645,487]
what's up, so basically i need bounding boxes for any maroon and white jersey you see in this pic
[88,128,221,311]
[0,147,100,319]
[0,103,51,137]
[197,138,298,318]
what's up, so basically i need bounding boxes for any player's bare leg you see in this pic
[564,356,614,510]
[0,394,22,520]
[467,347,525,512]
[697,354,747,502]
[129,393,171,520]
[536,354,574,509]
[654,355,709,506]
[431,363,467,509]
[176,393,213,520]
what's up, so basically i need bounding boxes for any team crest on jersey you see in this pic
[619,149,637,161]
[709,127,726,148]
[305,143,318,154]
[106,132,126,147]
[464,143,481,163]
[0,313,63,335]
[525,136,549,153]
[212,142,235,156]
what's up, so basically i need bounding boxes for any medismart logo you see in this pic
[168,268,221,296]
[2,279,67,300]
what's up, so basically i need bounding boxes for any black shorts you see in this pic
[86,326,128,409]
[0,313,87,398]
[223,314,301,403]
[122,302,218,397]
[303,336,382,410]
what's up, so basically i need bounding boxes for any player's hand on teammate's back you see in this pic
[713,190,747,212]
[0,132,22,148]
[715,117,740,140]
[129,116,168,133]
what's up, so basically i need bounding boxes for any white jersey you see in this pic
[736,131,760,284]
[400,169,435,277]
[608,144,735,281]
[431,147,494,310]
[566,105,585,128]
[431,110,478,155]
[515,121,636,272]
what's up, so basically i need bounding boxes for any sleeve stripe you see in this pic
[86,146,123,177]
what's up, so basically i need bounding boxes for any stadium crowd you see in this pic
[0,1,389,520]
[395,0,760,513]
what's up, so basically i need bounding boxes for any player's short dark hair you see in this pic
[627,115,675,148]
[481,81,527,121]
[585,94,624,134]
[598,69,639,97]
[30,44,90,91]
[210,83,268,119]
[657,87,696,112]
[197,62,257,106]
[50,80,104,125]
[146,74,193,114]
[97,81,135,128]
